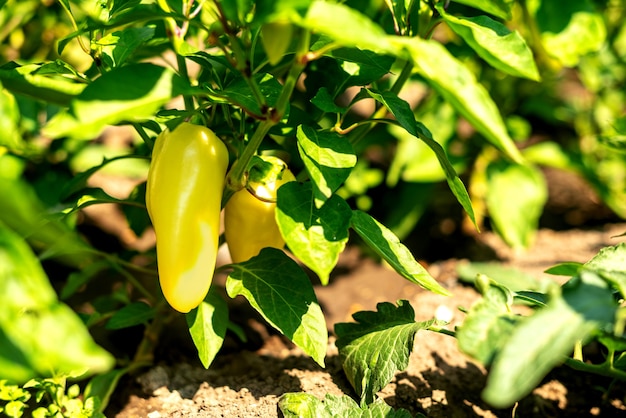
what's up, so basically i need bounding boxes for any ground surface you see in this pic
[106,220,626,418]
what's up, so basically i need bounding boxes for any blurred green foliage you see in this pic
[0,0,625,414]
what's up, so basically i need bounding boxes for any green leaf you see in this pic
[279,392,413,418]
[0,177,95,268]
[456,277,519,365]
[350,210,451,296]
[0,62,86,106]
[60,154,144,201]
[0,86,23,151]
[254,0,312,23]
[0,225,114,383]
[387,98,458,185]
[486,162,548,249]
[296,125,357,207]
[544,262,583,277]
[4,400,26,417]
[329,48,396,87]
[44,63,188,140]
[438,8,540,81]
[310,87,347,114]
[451,0,513,20]
[514,291,548,307]
[365,89,476,228]
[304,49,395,107]
[84,368,129,413]
[483,271,617,407]
[209,73,282,116]
[299,1,395,54]
[392,37,524,164]
[121,182,151,237]
[384,0,410,35]
[109,0,142,18]
[65,187,126,214]
[105,302,155,330]
[95,26,156,68]
[334,300,436,404]
[584,243,626,297]
[599,134,626,151]
[613,116,626,135]
[226,248,328,366]
[61,260,111,300]
[521,141,576,171]
[260,22,294,65]
[33,59,87,81]
[276,182,351,284]
[598,333,626,353]
[456,261,547,292]
[528,0,606,67]
[219,0,254,25]
[186,287,229,369]
[278,393,329,418]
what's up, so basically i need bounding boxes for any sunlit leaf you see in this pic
[299,1,395,53]
[456,261,547,292]
[279,392,412,417]
[186,287,229,369]
[276,182,351,284]
[296,125,357,207]
[451,0,513,20]
[486,162,548,249]
[527,0,606,67]
[44,63,188,139]
[0,62,86,106]
[0,177,95,268]
[0,85,23,151]
[392,37,524,164]
[456,278,519,365]
[483,271,616,407]
[439,7,540,80]
[335,300,437,404]
[350,211,450,296]
[0,226,114,383]
[584,243,626,297]
[226,248,327,366]
[365,89,476,228]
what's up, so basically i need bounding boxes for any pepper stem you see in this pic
[221,28,311,207]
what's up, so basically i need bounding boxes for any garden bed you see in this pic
[107,222,626,417]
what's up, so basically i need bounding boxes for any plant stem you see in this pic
[428,325,456,337]
[213,0,267,111]
[221,29,311,207]
[131,302,169,367]
[59,0,90,55]
[222,119,274,205]
[177,54,195,112]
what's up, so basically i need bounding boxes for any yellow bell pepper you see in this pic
[224,155,295,263]
[146,122,228,313]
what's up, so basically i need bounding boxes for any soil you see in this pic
[102,226,626,417]
[92,159,626,418]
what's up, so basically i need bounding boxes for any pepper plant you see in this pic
[0,0,624,416]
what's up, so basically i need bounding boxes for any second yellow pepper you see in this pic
[224,155,295,263]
